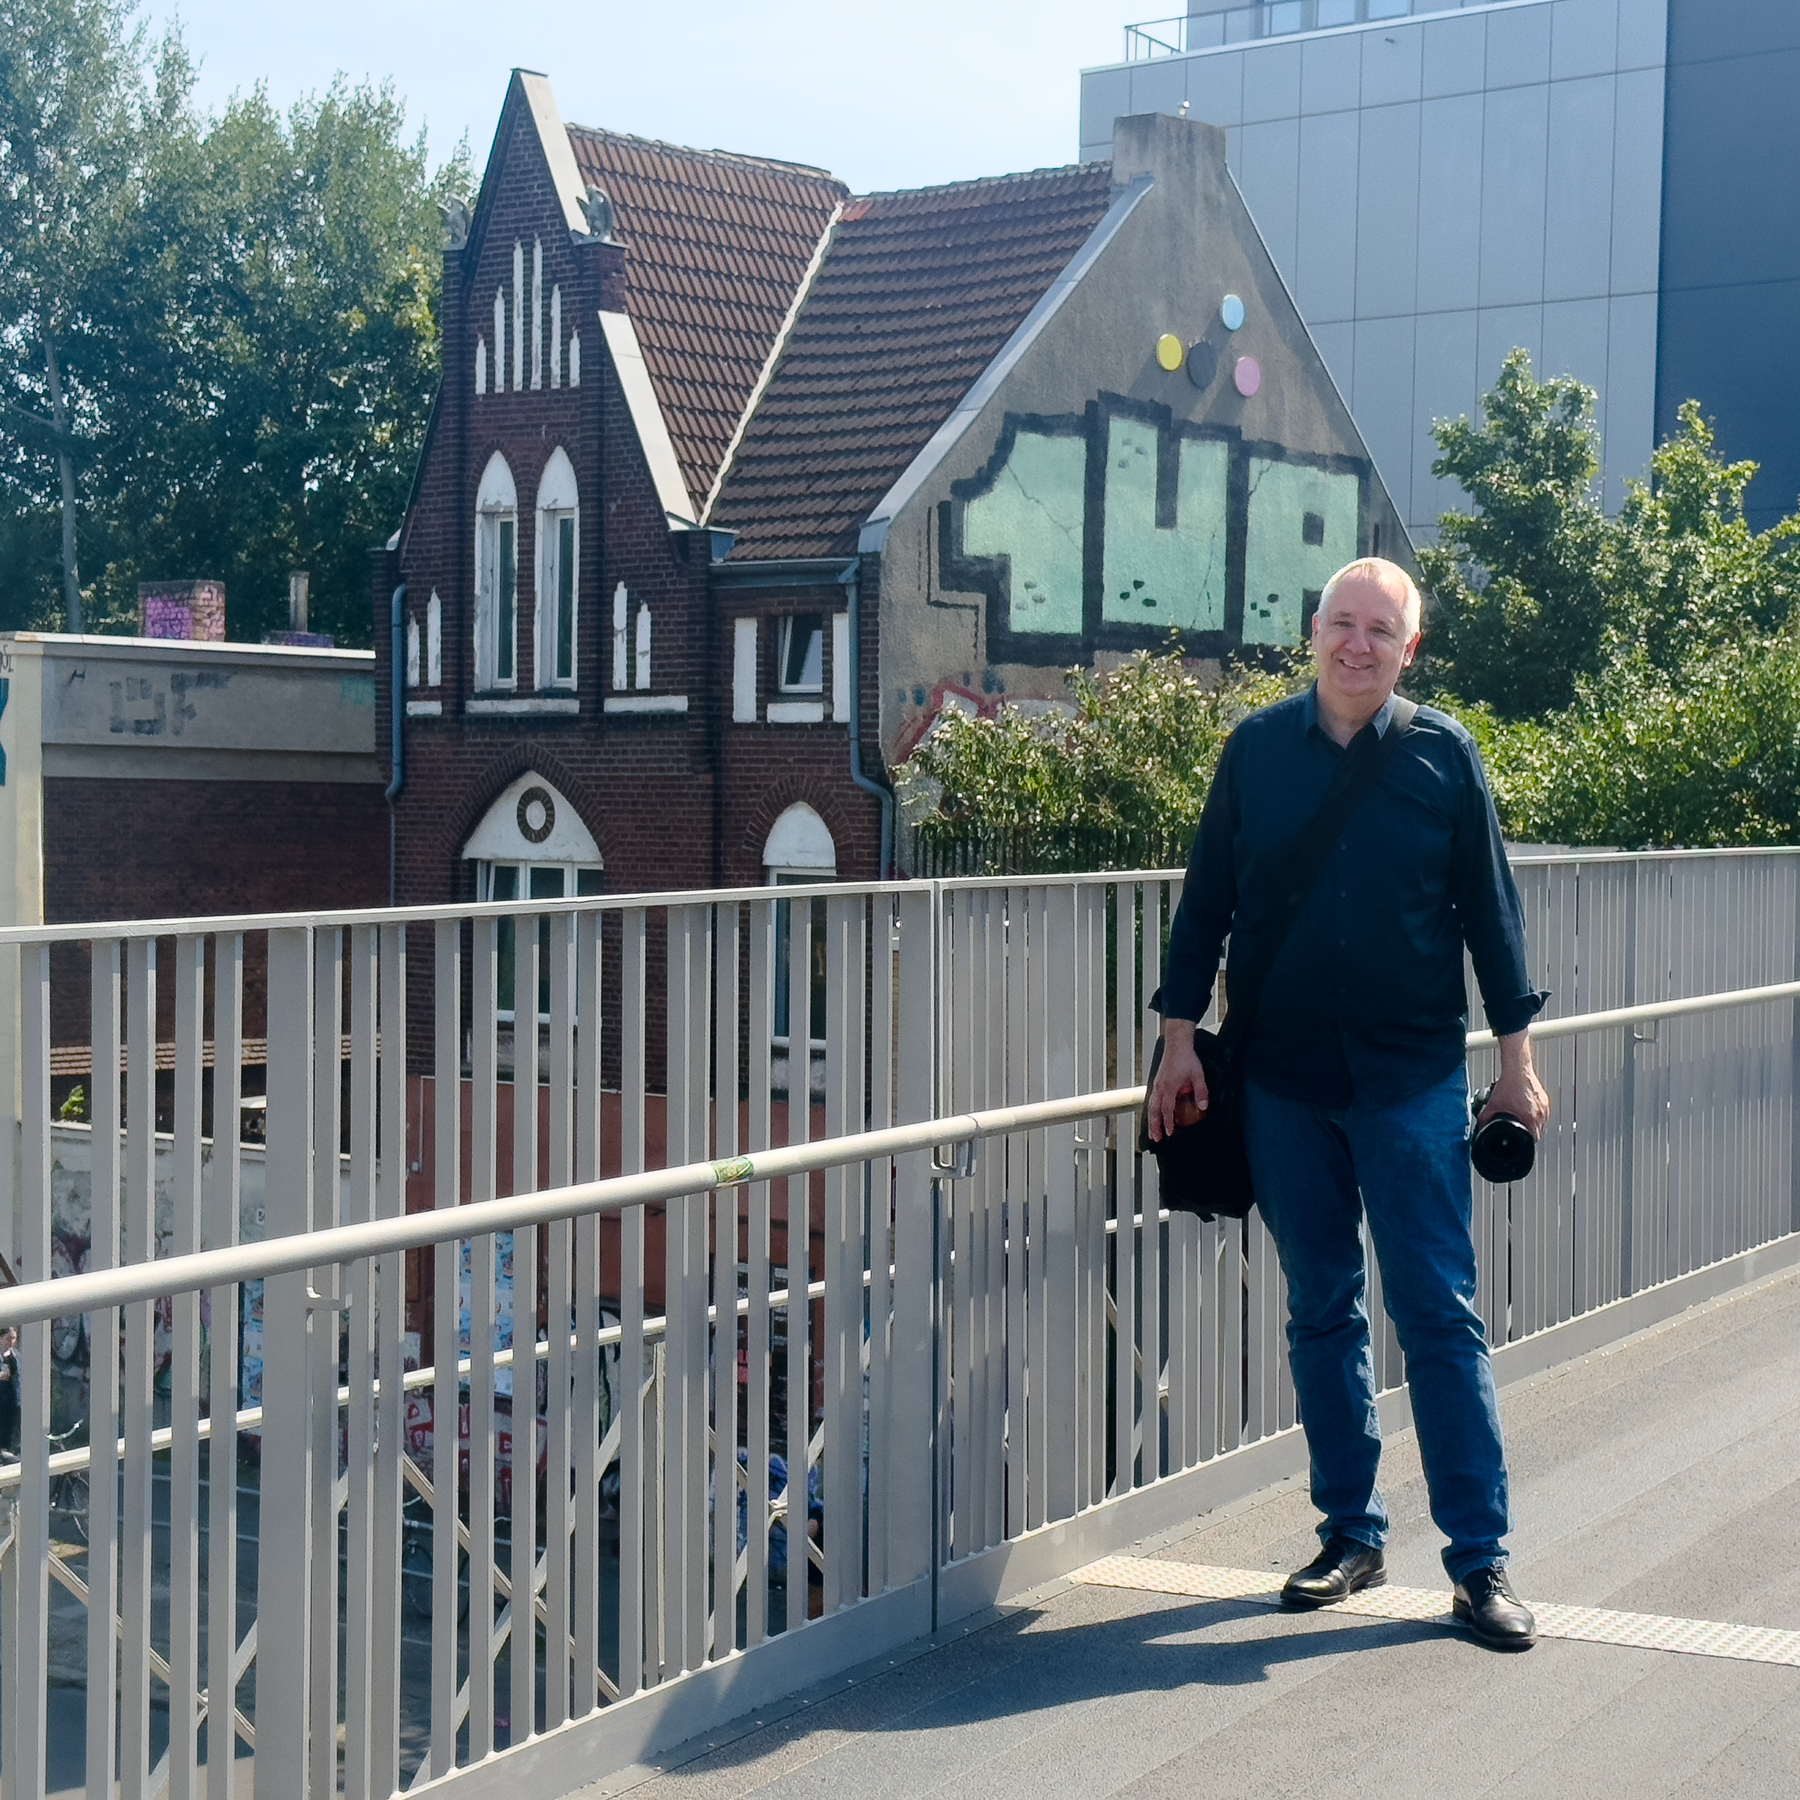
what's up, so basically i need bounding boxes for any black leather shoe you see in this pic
[1453,1564,1537,1650]
[1281,1538,1387,1609]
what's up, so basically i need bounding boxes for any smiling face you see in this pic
[1310,561,1422,721]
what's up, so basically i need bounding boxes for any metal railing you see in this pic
[1122,4,1469,63]
[2,853,1799,1800]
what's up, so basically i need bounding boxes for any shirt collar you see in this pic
[1305,683,1400,741]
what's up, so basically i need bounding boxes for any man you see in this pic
[1148,557,1549,1650]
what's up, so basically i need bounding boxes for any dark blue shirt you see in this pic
[1161,687,1545,1107]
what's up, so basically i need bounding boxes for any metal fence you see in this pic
[2,851,1798,1800]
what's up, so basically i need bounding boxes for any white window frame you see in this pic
[474,452,519,691]
[535,447,580,692]
[476,859,604,1024]
[777,614,825,694]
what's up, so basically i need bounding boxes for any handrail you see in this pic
[0,1087,1144,1326]
[7,973,1799,1329]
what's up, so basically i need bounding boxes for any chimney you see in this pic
[289,571,311,635]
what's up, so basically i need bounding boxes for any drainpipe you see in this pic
[839,559,894,879]
[385,583,406,906]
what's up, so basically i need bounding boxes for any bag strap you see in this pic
[1215,696,1418,1058]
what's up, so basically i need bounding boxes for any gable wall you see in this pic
[873,114,1408,771]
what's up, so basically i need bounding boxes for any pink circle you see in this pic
[1234,355,1262,397]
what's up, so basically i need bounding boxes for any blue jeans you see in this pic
[1244,1066,1510,1582]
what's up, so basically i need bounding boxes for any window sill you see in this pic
[603,694,689,715]
[405,698,443,716]
[767,700,826,724]
[467,695,580,716]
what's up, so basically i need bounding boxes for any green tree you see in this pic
[0,0,155,629]
[896,643,1300,872]
[1413,349,1619,717]
[1,6,466,643]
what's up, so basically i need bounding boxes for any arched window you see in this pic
[536,448,579,690]
[474,452,517,689]
[463,772,602,1022]
[764,803,836,1048]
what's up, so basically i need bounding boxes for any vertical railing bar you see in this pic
[618,908,647,1697]
[307,929,344,1800]
[169,935,206,1800]
[88,937,124,1800]
[745,899,774,1644]
[712,903,741,1655]
[1043,884,1078,1523]
[684,905,712,1672]
[342,927,380,1800]
[469,918,500,1759]
[429,919,461,1776]
[16,945,53,1800]
[1004,885,1028,1535]
[947,892,971,1564]
[570,909,602,1719]
[785,894,812,1632]
[121,936,157,1800]
[262,926,315,1800]
[545,908,576,1728]
[1084,882,1107,1508]
[1024,888,1049,1530]
[1139,884,1162,1482]
[980,890,1006,1551]
[371,925,406,1798]
[510,908,540,1746]
[822,893,857,1609]
[1113,883,1137,1496]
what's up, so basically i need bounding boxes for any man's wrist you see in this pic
[1163,1017,1197,1043]
[1497,1029,1535,1072]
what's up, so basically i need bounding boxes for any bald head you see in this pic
[1318,557,1421,637]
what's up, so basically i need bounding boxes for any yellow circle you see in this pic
[1155,332,1185,372]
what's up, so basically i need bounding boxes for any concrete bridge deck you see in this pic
[596,1265,1800,1800]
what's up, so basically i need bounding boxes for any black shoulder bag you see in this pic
[1140,699,1418,1221]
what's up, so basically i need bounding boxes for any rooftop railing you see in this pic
[3,852,1799,1800]
[1124,2,1478,62]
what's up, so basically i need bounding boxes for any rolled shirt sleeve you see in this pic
[1451,734,1548,1038]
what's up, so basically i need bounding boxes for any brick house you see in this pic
[374,71,1409,927]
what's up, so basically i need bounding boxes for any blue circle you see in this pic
[1221,293,1246,332]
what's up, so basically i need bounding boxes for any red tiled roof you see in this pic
[710,163,1118,561]
[565,126,847,509]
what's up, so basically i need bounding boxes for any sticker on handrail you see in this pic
[712,1156,755,1186]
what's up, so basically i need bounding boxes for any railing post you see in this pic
[259,926,314,1800]
[887,886,936,1592]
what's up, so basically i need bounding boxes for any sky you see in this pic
[139,2,1151,193]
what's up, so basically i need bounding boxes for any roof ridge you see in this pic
[564,121,844,186]
[849,159,1112,203]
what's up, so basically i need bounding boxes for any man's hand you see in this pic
[1148,1018,1209,1142]
[1479,1030,1550,1138]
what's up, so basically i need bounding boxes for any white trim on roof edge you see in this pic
[700,199,847,527]
[519,72,592,239]
[857,174,1155,557]
[598,310,698,528]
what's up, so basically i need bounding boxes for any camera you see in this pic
[1469,1085,1536,1184]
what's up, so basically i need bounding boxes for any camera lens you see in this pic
[1469,1086,1536,1184]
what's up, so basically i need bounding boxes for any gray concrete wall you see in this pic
[1082,0,1670,531]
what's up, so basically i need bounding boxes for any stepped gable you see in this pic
[565,125,847,507]
[710,161,1117,560]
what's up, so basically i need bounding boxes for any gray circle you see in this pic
[516,785,556,845]
[1186,341,1218,390]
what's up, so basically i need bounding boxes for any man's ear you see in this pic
[1400,629,1422,670]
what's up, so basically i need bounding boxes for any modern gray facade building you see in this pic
[1082,2,1800,533]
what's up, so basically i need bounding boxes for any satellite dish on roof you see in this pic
[582,185,619,244]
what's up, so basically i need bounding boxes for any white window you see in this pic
[474,452,518,689]
[635,602,651,690]
[512,240,524,392]
[550,286,562,389]
[493,291,505,393]
[569,330,581,388]
[612,583,629,689]
[427,591,442,687]
[476,336,487,396]
[463,773,604,1023]
[530,238,543,391]
[405,614,420,687]
[778,615,824,693]
[732,616,758,722]
[536,447,579,690]
[763,803,836,1048]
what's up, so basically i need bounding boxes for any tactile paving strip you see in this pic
[1070,1555,1800,1668]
